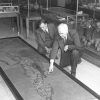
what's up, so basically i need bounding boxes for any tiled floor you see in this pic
[0,76,16,100]
[77,59,100,95]
[63,58,100,96]
[0,17,100,96]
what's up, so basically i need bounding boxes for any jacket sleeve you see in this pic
[48,23,58,40]
[50,39,59,60]
[36,30,45,48]
[68,31,83,51]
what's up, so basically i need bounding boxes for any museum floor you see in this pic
[0,17,100,100]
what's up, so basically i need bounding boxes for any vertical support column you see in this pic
[19,16,23,36]
[27,0,30,39]
[26,18,29,38]
[46,0,49,10]
[17,14,20,36]
[32,20,35,33]
[76,0,79,30]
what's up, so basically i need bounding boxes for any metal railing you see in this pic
[0,3,12,6]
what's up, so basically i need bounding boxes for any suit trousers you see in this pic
[37,45,47,55]
[60,49,80,74]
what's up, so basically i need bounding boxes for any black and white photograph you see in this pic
[0,0,100,100]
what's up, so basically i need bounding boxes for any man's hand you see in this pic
[49,64,54,72]
[64,45,68,52]
[49,59,54,73]
[45,47,52,54]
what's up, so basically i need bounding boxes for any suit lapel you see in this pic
[48,24,53,39]
[58,37,65,51]
[40,30,46,41]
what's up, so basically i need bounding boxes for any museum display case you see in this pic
[0,0,19,13]
[77,0,100,58]
[79,0,100,19]
[0,37,99,100]
[0,6,19,13]
[0,1,20,36]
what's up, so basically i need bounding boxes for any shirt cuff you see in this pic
[50,59,54,64]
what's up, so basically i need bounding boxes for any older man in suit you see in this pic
[36,20,57,56]
[49,23,83,77]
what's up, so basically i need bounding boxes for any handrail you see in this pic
[0,3,12,6]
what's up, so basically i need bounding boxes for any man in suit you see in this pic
[49,23,83,77]
[36,19,57,56]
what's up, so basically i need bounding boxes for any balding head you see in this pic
[58,23,68,39]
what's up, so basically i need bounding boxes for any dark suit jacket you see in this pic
[36,23,57,48]
[50,29,83,60]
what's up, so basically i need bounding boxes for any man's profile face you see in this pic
[40,22,48,32]
[59,32,68,39]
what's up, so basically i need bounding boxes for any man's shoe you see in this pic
[64,66,71,74]
[55,56,59,60]
[71,72,76,77]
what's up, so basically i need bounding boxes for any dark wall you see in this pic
[0,0,11,3]
[0,0,57,7]
[0,0,18,5]
[66,0,77,11]
[40,0,57,8]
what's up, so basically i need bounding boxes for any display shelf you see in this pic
[0,6,19,13]
[0,3,12,6]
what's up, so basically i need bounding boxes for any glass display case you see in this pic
[0,0,19,13]
[0,6,19,13]
[79,0,100,11]
[0,37,99,100]
[78,0,100,54]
